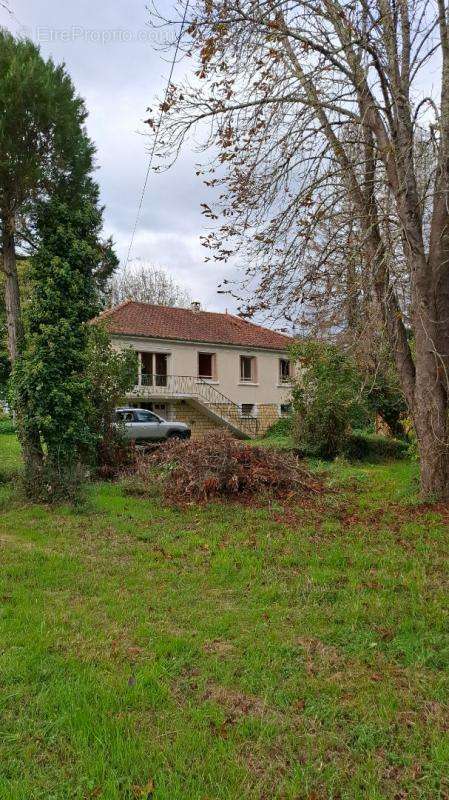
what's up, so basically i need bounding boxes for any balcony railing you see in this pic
[140,372,168,387]
[131,374,259,437]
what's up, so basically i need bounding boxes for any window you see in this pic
[198,352,216,379]
[240,355,256,382]
[116,410,134,423]
[279,359,291,383]
[139,352,168,386]
[241,403,256,417]
[134,410,159,423]
[279,403,292,416]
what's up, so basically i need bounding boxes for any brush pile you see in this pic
[131,431,321,504]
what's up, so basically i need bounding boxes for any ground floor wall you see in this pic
[168,401,223,438]
[125,397,284,438]
[257,404,282,434]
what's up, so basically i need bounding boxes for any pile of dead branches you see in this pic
[131,431,322,504]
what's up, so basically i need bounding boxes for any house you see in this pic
[97,300,294,438]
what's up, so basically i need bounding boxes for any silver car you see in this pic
[115,407,191,442]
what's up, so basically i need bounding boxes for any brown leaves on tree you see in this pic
[200,202,218,219]
[200,36,216,66]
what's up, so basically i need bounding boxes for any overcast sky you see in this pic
[1,0,238,312]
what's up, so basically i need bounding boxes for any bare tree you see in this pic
[149,0,449,499]
[107,263,191,308]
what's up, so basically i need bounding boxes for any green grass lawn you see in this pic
[1,437,449,799]
[0,433,21,479]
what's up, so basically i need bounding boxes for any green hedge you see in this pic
[293,430,408,462]
[264,417,293,438]
[265,416,408,462]
[343,431,409,461]
[0,418,16,435]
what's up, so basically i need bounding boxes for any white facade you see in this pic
[111,334,293,412]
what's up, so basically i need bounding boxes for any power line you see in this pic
[125,0,190,270]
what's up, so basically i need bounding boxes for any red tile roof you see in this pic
[95,300,292,351]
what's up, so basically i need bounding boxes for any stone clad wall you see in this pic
[168,401,222,438]
[168,400,281,438]
[257,404,281,434]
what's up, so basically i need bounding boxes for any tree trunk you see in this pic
[1,214,44,477]
[413,320,449,500]
[415,409,449,500]
[2,218,23,362]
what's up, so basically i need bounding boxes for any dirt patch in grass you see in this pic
[296,636,343,673]
[202,639,236,656]
[171,671,275,728]
[238,739,298,800]
[203,683,269,720]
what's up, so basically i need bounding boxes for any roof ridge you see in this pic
[111,300,236,320]
[103,300,277,325]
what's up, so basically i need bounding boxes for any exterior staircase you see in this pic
[129,374,259,438]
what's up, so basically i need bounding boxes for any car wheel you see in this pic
[167,431,184,440]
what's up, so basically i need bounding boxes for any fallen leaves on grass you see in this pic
[132,779,155,799]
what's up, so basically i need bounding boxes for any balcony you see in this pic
[131,373,205,398]
[128,374,259,438]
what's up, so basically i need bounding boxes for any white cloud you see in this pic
[112,228,239,312]
[1,0,241,313]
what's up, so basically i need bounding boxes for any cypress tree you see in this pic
[12,198,117,499]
